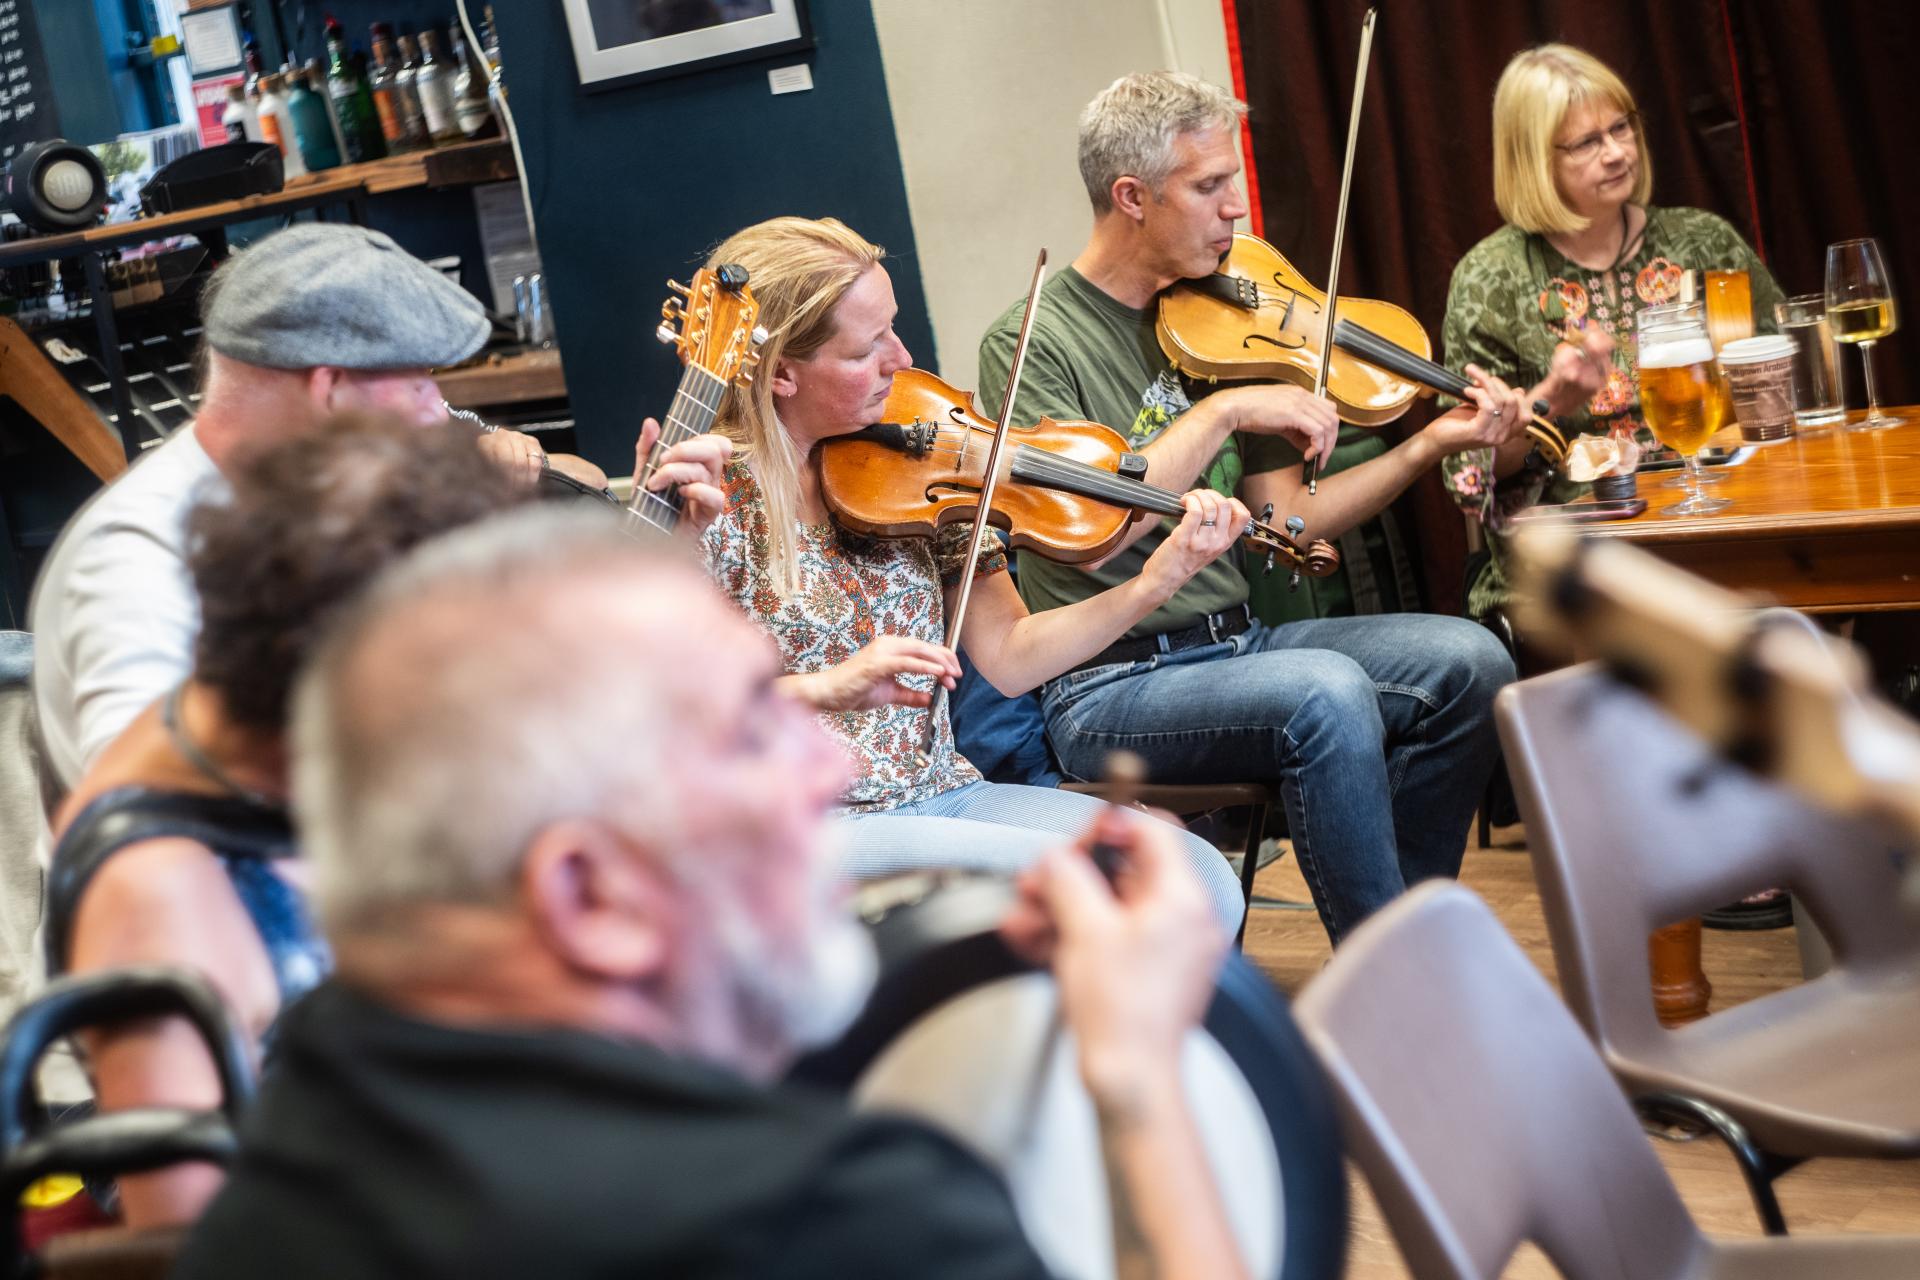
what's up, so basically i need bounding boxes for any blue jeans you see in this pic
[837,780,1246,932]
[1041,614,1513,944]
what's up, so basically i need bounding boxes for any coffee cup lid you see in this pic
[1717,335,1795,364]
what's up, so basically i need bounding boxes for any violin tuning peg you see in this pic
[1285,515,1306,538]
[1264,550,1277,576]
[1288,568,1303,592]
[1259,502,1275,524]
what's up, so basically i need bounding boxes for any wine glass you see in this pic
[1825,237,1904,430]
[1636,302,1732,515]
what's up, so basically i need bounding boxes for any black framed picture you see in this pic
[561,0,813,91]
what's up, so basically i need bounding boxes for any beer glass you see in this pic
[1636,302,1732,515]
[1825,237,1903,429]
[1774,294,1846,430]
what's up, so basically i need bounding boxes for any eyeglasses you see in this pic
[1554,113,1638,163]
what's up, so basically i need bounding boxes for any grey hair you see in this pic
[1077,70,1247,213]
[292,505,704,935]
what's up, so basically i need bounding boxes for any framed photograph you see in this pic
[562,0,813,91]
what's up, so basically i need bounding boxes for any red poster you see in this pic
[191,72,247,149]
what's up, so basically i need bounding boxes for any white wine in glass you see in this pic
[1825,238,1904,429]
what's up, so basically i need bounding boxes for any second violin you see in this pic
[1156,231,1432,427]
[819,367,1339,580]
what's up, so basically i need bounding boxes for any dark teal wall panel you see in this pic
[489,0,931,471]
[32,0,121,145]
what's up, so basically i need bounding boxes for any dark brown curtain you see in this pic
[1234,0,1920,612]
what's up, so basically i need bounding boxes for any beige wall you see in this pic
[870,0,1237,392]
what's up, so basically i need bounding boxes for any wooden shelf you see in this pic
[0,139,515,269]
[437,348,567,410]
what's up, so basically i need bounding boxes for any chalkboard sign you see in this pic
[0,0,59,165]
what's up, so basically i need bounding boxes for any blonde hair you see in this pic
[1078,71,1246,214]
[1492,44,1653,235]
[706,216,887,597]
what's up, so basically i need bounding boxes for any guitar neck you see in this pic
[627,363,729,535]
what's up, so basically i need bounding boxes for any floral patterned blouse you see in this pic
[701,460,1008,813]
[1439,205,1783,620]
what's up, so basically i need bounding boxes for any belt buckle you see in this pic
[1206,612,1225,644]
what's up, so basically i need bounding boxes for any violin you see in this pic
[1333,318,1570,463]
[819,367,1340,580]
[1156,231,1431,428]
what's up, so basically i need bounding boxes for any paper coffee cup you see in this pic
[1717,335,1796,442]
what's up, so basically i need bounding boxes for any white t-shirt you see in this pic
[30,424,227,792]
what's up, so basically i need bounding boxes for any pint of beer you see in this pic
[1640,338,1732,456]
[1636,301,1733,515]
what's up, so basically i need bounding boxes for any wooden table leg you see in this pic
[1650,918,1712,1026]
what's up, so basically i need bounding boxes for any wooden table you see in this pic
[1584,408,1920,612]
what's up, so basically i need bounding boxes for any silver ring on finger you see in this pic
[1200,517,1218,527]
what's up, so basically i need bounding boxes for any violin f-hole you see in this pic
[1245,331,1308,353]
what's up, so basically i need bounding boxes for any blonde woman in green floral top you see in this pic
[1441,44,1783,620]
[698,216,1257,928]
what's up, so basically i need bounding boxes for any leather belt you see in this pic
[1069,604,1252,676]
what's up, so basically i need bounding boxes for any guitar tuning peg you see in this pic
[738,371,753,385]
[667,279,691,297]
[654,323,677,346]
[660,300,681,320]
[751,325,770,347]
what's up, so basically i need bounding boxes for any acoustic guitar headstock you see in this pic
[657,264,767,389]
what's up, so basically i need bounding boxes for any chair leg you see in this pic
[1235,802,1265,951]
[1477,789,1492,848]
[1635,1091,1798,1235]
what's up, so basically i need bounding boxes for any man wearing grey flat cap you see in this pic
[30,221,729,797]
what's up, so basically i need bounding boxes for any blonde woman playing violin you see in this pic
[699,216,1264,929]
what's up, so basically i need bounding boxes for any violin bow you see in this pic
[917,248,1050,766]
[1305,3,1380,498]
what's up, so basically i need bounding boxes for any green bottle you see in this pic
[325,18,387,162]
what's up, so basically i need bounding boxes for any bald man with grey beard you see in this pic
[174,508,1249,1280]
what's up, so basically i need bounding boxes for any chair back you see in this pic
[1496,664,1919,1053]
[1294,881,1704,1280]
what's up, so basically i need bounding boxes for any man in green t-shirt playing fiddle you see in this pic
[977,71,1599,943]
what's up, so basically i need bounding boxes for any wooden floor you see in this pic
[1240,825,1920,1277]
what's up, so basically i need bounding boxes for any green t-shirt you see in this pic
[977,267,1302,639]
[1438,205,1785,620]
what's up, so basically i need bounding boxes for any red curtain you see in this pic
[1233,0,1920,611]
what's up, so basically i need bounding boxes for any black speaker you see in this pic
[139,142,284,217]
[1,140,108,233]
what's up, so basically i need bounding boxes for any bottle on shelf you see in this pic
[389,32,433,150]
[325,17,388,163]
[367,24,419,152]
[286,66,343,171]
[304,59,353,168]
[221,83,262,144]
[414,28,461,144]
[242,37,265,97]
[451,24,500,140]
[254,74,307,177]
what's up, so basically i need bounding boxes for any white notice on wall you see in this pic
[769,64,813,96]
[180,7,244,76]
